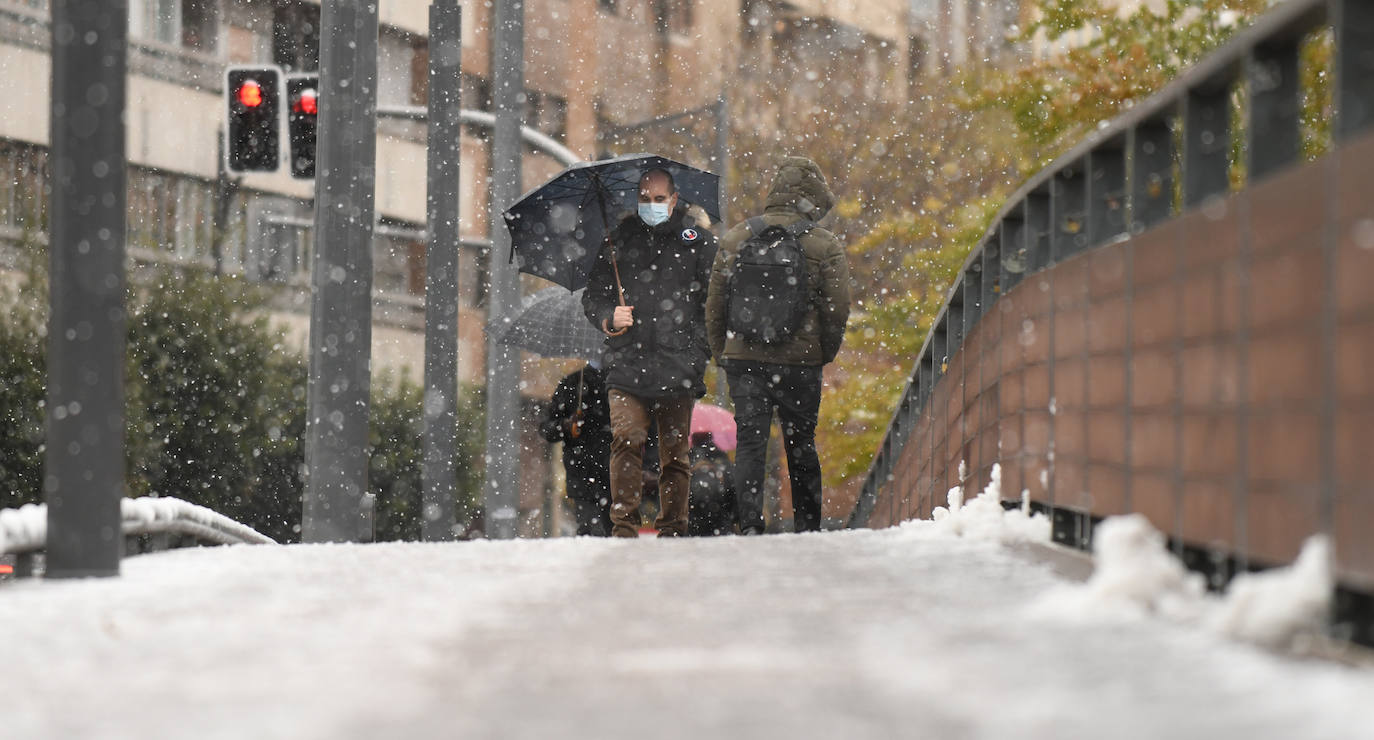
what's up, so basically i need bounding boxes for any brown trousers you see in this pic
[607,389,693,537]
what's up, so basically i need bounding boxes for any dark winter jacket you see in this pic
[706,156,851,366]
[540,365,611,496]
[582,205,717,399]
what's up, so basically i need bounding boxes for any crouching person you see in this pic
[540,362,612,536]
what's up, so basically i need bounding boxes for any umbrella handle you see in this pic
[605,237,629,337]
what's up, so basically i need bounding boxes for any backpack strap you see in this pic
[784,219,817,239]
[746,217,813,239]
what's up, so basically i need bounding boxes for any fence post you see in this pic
[45,0,128,578]
[422,1,463,542]
[484,0,526,539]
[303,0,380,543]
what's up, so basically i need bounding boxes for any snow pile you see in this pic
[0,502,48,554]
[1,496,275,555]
[121,495,187,526]
[1029,514,1206,623]
[1029,513,1335,649]
[120,496,276,545]
[918,463,1050,545]
[1209,535,1333,648]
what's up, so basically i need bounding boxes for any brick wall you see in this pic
[872,131,1374,591]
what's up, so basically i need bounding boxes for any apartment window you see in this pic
[373,225,424,297]
[182,0,218,51]
[129,172,173,251]
[139,0,179,45]
[171,179,215,259]
[518,91,568,141]
[257,215,312,282]
[127,169,216,261]
[463,74,492,112]
[378,30,418,108]
[1,0,48,12]
[599,0,617,13]
[411,41,430,106]
[522,91,541,134]
[669,0,694,33]
[909,34,927,81]
[741,0,761,46]
[272,0,320,72]
[0,143,48,236]
[131,0,218,52]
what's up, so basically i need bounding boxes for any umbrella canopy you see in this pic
[690,402,736,453]
[502,153,722,291]
[491,286,605,363]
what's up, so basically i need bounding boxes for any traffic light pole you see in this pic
[44,0,128,577]
[421,1,462,541]
[302,0,379,543]
[485,0,525,539]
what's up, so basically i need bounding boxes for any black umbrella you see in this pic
[501,153,722,292]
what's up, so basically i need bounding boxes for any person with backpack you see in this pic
[540,362,612,536]
[705,156,851,534]
[582,168,718,538]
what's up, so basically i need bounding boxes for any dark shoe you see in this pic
[740,526,764,536]
[657,529,683,538]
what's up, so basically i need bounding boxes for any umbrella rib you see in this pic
[600,172,640,190]
[536,181,592,199]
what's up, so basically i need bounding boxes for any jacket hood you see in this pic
[765,156,834,219]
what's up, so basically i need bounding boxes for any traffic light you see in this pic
[224,66,282,173]
[286,74,319,179]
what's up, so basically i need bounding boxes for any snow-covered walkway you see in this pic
[3,517,1371,739]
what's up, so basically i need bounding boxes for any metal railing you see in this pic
[850,0,1374,528]
[0,496,277,577]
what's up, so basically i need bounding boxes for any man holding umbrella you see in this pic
[581,168,717,537]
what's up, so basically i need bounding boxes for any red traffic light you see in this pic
[237,79,264,108]
[292,88,318,116]
[225,66,282,173]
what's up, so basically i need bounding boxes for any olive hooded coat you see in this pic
[706,156,851,366]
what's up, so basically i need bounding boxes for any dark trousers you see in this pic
[726,361,824,533]
[564,447,611,537]
[570,493,611,536]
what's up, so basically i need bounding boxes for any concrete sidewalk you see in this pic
[350,532,1364,740]
[4,528,1371,740]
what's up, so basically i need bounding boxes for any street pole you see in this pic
[303,0,379,543]
[422,1,462,541]
[44,0,128,577]
[485,0,525,539]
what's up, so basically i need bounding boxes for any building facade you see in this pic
[909,0,1026,77]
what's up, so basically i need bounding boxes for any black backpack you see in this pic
[726,217,814,344]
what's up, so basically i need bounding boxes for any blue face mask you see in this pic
[638,201,672,226]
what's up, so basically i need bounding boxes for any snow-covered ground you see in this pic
[2,475,1371,739]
